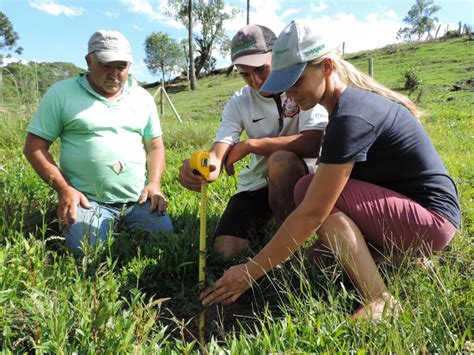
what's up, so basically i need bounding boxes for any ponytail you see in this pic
[309,51,423,118]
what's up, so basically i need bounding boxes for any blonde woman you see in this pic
[201,20,460,319]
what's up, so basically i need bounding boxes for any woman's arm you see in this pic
[201,162,354,305]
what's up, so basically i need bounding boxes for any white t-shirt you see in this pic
[214,85,328,193]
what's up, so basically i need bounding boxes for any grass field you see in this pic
[0,37,472,353]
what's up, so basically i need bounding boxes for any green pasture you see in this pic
[0,37,472,353]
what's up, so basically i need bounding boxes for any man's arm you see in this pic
[23,132,91,226]
[225,130,324,175]
[141,136,168,214]
[179,142,232,192]
[246,130,324,157]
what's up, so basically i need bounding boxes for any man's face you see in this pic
[236,53,272,91]
[86,53,130,97]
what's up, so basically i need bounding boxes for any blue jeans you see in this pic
[63,200,174,254]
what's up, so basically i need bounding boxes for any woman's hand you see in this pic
[200,264,254,305]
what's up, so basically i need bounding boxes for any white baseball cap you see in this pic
[260,20,333,94]
[87,30,133,63]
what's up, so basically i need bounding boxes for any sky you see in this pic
[1,0,473,83]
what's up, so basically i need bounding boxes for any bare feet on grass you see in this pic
[351,293,399,321]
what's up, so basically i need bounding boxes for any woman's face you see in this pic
[285,63,326,111]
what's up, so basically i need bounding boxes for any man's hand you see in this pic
[200,263,254,305]
[139,182,168,215]
[57,186,91,227]
[224,140,251,176]
[179,158,218,192]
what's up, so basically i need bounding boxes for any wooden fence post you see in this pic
[368,57,374,78]
[160,78,164,116]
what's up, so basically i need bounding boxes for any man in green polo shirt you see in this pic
[24,30,174,254]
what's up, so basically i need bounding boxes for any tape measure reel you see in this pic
[190,151,210,180]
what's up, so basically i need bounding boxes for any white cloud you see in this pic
[0,56,29,66]
[102,10,118,18]
[130,59,152,82]
[121,0,183,29]
[295,11,403,54]
[29,1,83,16]
[282,8,299,18]
[226,1,403,55]
[310,0,328,13]
[225,0,287,35]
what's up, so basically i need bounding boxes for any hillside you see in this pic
[161,36,472,119]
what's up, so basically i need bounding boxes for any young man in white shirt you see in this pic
[179,25,327,258]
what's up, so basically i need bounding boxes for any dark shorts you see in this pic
[213,187,273,243]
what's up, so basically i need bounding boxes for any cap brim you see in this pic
[96,51,134,64]
[259,62,306,94]
[232,52,269,67]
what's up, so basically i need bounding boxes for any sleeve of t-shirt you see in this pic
[27,85,63,142]
[298,104,328,132]
[320,115,376,164]
[213,94,244,145]
[142,92,163,138]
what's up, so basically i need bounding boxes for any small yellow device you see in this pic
[189,151,209,345]
[190,151,210,180]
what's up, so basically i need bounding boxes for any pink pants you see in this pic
[294,175,456,255]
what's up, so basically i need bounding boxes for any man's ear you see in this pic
[85,54,92,67]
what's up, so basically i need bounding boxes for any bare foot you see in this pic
[351,293,399,321]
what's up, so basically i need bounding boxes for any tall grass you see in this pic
[0,38,472,352]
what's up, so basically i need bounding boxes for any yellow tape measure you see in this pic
[189,151,210,345]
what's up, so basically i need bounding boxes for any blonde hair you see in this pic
[308,51,423,118]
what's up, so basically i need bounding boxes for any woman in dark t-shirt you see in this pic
[199,20,460,320]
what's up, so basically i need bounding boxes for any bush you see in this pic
[402,66,423,96]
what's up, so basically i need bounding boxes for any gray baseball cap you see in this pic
[87,30,133,63]
[260,20,333,94]
[231,25,276,66]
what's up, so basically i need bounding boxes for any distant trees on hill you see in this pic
[1,61,83,106]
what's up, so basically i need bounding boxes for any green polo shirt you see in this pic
[27,74,162,203]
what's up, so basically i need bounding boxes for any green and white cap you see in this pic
[231,25,276,66]
[260,20,332,94]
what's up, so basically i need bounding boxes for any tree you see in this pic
[397,0,441,41]
[168,0,238,78]
[0,11,23,63]
[247,0,250,25]
[144,32,184,84]
[194,54,216,75]
[168,0,197,89]
[193,0,238,77]
[188,0,197,89]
